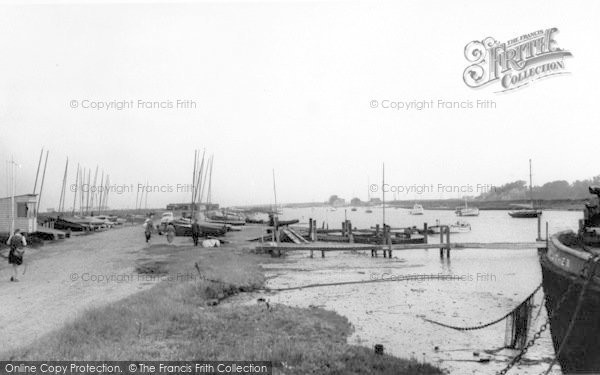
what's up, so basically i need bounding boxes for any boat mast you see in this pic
[9,156,17,234]
[382,163,385,226]
[32,148,43,194]
[37,150,49,214]
[72,163,79,215]
[529,158,534,207]
[58,158,69,212]
[272,169,278,215]
[191,149,198,218]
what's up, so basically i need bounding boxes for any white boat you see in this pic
[409,203,424,215]
[455,199,479,216]
[429,220,471,234]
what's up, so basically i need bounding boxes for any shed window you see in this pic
[17,202,28,218]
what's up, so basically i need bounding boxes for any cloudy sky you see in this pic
[0,0,598,210]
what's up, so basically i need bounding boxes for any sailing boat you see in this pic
[365,177,373,213]
[509,159,542,218]
[455,198,479,216]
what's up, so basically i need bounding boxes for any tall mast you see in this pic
[37,150,49,214]
[207,156,214,206]
[191,150,198,218]
[58,158,69,212]
[272,169,278,214]
[529,158,533,206]
[382,163,385,226]
[9,156,16,234]
[72,163,79,215]
[97,171,104,213]
[33,148,43,194]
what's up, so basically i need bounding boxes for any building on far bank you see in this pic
[0,194,38,235]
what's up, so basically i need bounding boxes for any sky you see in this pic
[0,0,598,211]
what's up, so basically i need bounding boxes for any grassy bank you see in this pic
[4,244,442,374]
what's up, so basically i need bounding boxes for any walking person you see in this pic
[191,219,201,246]
[6,229,27,282]
[166,223,176,244]
[143,215,155,243]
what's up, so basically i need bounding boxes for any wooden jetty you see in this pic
[255,241,547,258]
[255,218,550,259]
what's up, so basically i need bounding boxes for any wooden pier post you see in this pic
[346,220,351,235]
[309,218,313,238]
[537,215,542,241]
[382,225,387,258]
[375,224,380,236]
[445,226,451,258]
[387,228,392,258]
[341,221,346,237]
[439,226,444,258]
[423,223,428,244]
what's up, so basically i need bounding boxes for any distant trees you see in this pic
[350,197,363,206]
[328,195,339,205]
[478,175,600,200]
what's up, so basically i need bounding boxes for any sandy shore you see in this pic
[0,225,185,355]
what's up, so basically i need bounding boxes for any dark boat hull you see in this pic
[509,210,542,218]
[540,234,600,373]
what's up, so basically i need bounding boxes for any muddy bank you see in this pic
[1,225,443,374]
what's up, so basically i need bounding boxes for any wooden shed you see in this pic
[0,194,38,235]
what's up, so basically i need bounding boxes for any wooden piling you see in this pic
[537,215,542,241]
[445,226,451,258]
[423,223,428,244]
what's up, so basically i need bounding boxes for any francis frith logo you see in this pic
[463,28,572,92]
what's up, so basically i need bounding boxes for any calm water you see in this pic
[263,208,583,374]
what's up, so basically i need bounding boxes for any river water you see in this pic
[262,207,582,374]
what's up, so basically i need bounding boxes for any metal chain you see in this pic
[497,254,598,375]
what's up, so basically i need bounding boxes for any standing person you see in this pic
[144,215,155,243]
[6,229,26,282]
[166,223,176,243]
[191,219,201,246]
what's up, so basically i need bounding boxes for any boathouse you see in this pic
[0,194,38,235]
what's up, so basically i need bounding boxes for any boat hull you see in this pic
[509,210,542,218]
[540,233,600,373]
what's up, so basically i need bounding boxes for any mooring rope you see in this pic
[422,283,543,331]
[258,273,461,292]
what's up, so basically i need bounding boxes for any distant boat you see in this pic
[429,221,471,234]
[509,159,542,218]
[455,199,480,216]
[410,203,424,215]
[351,207,357,212]
[365,208,373,213]
[508,206,542,218]
[539,186,600,373]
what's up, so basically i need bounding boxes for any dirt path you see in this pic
[0,226,169,356]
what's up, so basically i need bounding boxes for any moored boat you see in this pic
[508,208,542,218]
[539,186,600,373]
[455,199,480,216]
[509,159,542,219]
[409,203,424,215]
[429,220,471,234]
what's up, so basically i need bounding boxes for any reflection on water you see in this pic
[264,208,582,374]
